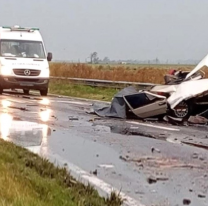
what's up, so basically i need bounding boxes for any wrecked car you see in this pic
[93,54,208,120]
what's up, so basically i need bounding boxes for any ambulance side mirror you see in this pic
[47,52,52,61]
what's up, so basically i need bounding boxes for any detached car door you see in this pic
[123,91,167,118]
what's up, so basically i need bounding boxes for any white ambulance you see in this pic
[0,25,52,96]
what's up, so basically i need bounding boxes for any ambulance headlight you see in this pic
[41,68,49,78]
[1,67,12,76]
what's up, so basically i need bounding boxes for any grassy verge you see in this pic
[0,139,122,206]
[49,80,118,101]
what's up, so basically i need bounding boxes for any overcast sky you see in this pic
[0,0,208,62]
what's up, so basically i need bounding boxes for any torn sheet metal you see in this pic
[150,84,178,94]
[167,79,208,109]
[185,53,208,80]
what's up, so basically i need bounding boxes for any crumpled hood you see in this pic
[167,78,208,109]
[150,85,178,94]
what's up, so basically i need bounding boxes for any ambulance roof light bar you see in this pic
[2,25,39,32]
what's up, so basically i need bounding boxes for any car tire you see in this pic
[23,89,30,95]
[168,101,193,119]
[40,89,48,96]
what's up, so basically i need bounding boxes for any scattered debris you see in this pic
[147,176,157,184]
[135,190,144,195]
[85,109,96,114]
[164,115,183,125]
[92,169,98,176]
[68,116,79,121]
[166,137,181,144]
[198,193,206,198]
[27,104,38,106]
[8,106,28,111]
[188,115,208,124]
[147,176,169,184]
[88,117,101,122]
[51,115,58,120]
[98,164,114,169]
[192,153,198,159]
[22,96,30,99]
[199,156,205,161]
[151,147,161,153]
[183,199,191,205]
[119,155,128,162]
[34,97,43,101]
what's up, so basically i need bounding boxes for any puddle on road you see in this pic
[0,112,51,148]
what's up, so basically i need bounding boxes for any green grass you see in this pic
[49,80,118,101]
[0,139,123,206]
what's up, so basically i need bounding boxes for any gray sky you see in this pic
[0,0,208,62]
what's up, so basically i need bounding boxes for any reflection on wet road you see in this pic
[0,91,207,206]
[0,112,50,147]
[0,95,51,148]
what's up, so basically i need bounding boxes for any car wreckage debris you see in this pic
[68,116,79,121]
[147,176,169,184]
[188,115,208,124]
[92,54,208,125]
[8,106,29,111]
[183,199,191,205]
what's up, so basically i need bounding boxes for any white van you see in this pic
[0,25,52,96]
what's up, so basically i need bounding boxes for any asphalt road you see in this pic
[0,91,208,206]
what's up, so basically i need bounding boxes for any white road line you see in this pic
[126,121,180,131]
[26,146,145,206]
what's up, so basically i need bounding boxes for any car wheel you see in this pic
[170,101,192,119]
[40,89,48,96]
[23,89,30,95]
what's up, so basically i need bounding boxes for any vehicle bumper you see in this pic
[0,75,49,90]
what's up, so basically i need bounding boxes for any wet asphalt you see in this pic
[0,90,208,206]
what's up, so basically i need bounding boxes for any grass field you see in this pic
[50,62,196,84]
[49,80,118,101]
[0,139,122,206]
[48,62,199,100]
